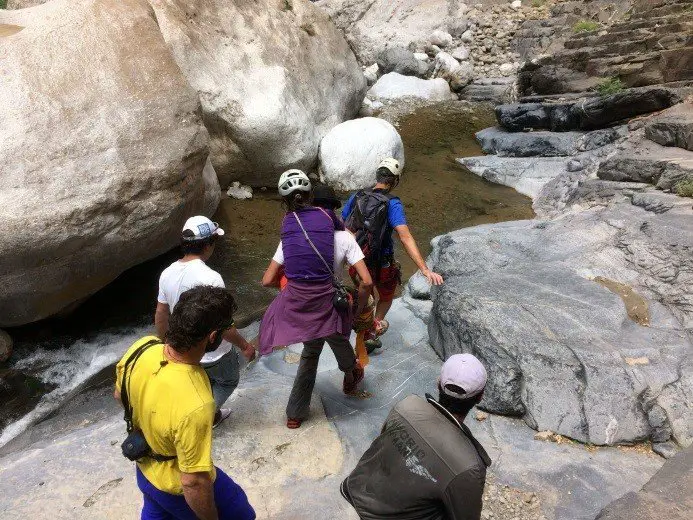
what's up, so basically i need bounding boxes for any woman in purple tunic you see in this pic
[260,170,373,429]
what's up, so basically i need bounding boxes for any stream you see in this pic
[0,101,533,448]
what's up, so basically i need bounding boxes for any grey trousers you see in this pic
[286,333,357,420]
[203,349,240,411]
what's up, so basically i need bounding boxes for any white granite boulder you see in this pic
[367,72,455,101]
[319,118,404,191]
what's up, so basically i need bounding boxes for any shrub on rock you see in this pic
[0,0,212,327]
[319,118,404,191]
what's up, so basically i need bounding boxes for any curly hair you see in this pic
[166,285,237,353]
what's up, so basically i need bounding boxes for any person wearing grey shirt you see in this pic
[341,354,491,520]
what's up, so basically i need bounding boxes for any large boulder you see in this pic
[645,102,693,152]
[315,0,469,64]
[150,0,366,188]
[0,0,212,327]
[376,46,428,78]
[318,117,404,191]
[431,51,474,92]
[428,202,693,446]
[368,72,455,102]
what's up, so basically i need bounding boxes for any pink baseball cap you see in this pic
[440,354,487,399]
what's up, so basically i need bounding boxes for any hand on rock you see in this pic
[422,269,444,286]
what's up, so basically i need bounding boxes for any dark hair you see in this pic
[376,167,398,187]
[166,285,237,353]
[282,189,313,212]
[438,383,483,417]
[180,233,217,256]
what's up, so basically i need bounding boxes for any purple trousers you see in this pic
[136,466,255,520]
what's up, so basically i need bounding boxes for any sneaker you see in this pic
[365,338,382,354]
[213,408,232,429]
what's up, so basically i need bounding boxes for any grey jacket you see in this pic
[341,394,491,520]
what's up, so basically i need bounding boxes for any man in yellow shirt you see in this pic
[115,285,255,520]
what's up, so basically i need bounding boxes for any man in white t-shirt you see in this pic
[155,216,255,427]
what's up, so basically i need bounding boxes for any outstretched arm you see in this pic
[394,225,443,285]
[223,327,256,361]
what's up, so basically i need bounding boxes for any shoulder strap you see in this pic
[292,211,335,280]
[121,339,161,433]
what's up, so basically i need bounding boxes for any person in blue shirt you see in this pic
[343,158,443,337]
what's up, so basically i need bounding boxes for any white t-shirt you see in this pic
[157,259,231,363]
[272,230,365,279]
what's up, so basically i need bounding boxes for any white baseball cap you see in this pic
[440,354,487,399]
[182,216,225,241]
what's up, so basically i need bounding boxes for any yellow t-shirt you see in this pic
[115,336,216,494]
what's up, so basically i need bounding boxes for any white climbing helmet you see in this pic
[378,157,403,178]
[278,169,312,197]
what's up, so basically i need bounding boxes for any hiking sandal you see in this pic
[343,361,365,394]
[287,418,303,429]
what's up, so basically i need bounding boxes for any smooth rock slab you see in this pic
[427,206,693,445]
[595,444,693,520]
[460,155,570,199]
[367,72,456,101]
[0,302,669,520]
[318,117,405,191]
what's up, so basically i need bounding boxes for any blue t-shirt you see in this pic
[342,191,407,260]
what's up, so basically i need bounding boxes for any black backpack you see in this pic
[345,189,396,279]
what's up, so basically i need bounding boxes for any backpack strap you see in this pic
[121,339,161,433]
[120,339,177,462]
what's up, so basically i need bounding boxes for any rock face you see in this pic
[428,204,693,446]
[451,88,693,446]
[0,0,212,327]
[0,330,12,363]
[151,0,366,188]
[367,72,455,101]
[318,117,404,191]
[518,0,693,96]
[645,102,693,151]
[314,0,469,64]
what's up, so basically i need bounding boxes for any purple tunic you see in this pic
[259,207,351,354]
